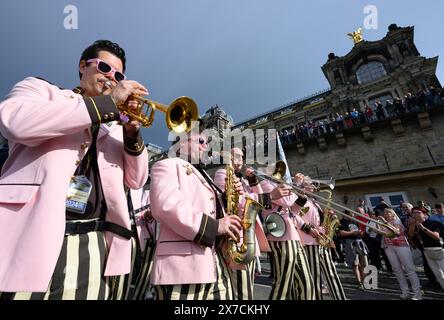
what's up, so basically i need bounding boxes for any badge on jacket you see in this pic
[66,175,92,214]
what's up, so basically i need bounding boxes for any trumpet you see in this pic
[251,161,400,238]
[103,80,199,133]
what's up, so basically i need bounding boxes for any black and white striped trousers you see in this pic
[269,240,315,300]
[304,245,346,300]
[0,231,111,300]
[154,249,233,300]
[131,242,156,300]
[229,259,256,300]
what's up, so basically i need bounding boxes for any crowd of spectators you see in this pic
[279,86,444,146]
[333,197,444,298]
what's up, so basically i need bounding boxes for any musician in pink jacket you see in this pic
[0,40,148,299]
[149,132,245,300]
[260,177,315,300]
[214,148,289,300]
[296,183,346,300]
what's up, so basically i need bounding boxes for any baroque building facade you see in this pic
[214,24,443,209]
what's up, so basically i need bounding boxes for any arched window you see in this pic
[356,61,387,84]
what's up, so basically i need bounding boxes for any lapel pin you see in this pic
[184,165,193,175]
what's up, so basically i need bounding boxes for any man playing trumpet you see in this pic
[0,40,148,299]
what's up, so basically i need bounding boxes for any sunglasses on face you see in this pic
[87,58,126,82]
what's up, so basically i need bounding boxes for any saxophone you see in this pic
[317,189,340,247]
[225,164,263,265]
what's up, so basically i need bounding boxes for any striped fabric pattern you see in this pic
[269,240,315,300]
[304,245,323,300]
[154,250,233,300]
[319,246,346,300]
[291,241,315,300]
[132,241,157,300]
[229,259,256,300]
[305,245,346,300]
[109,237,138,300]
[0,231,110,300]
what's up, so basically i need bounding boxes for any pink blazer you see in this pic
[260,180,305,242]
[295,199,321,246]
[149,158,219,285]
[0,77,148,292]
[213,168,270,255]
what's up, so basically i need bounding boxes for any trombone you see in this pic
[297,177,335,191]
[103,80,199,133]
[251,161,400,238]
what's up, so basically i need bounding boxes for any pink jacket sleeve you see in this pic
[0,77,110,147]
[213,168,227,191]
[123,148,149,190]
[259,179,296,207]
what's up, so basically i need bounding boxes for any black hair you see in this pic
[78,40,126,79]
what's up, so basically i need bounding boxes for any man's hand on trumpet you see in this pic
[106,79,149,137]
[108,80,149,105]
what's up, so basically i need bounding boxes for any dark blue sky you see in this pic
[1,0,443,149]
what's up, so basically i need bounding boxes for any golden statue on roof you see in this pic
[347,27,364,44]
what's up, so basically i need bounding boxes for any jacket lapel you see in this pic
[183,163,214,193]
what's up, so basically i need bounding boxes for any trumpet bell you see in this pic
[166,96,199,134]
[121,95,199,133]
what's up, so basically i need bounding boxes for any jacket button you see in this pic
[75,160,81,166]
[210,211,215,215]
[109,112,115,118]
[104,115,109,120]
[80,143,88,149]
[210,197,214,201]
